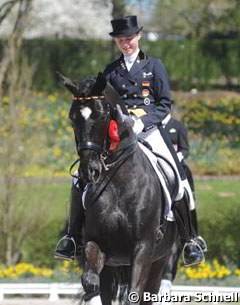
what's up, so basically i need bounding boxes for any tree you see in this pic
[151,0,237,39]
[0,0,50,266]
[0,0,113,39]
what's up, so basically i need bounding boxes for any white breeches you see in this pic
[139,127,195,211]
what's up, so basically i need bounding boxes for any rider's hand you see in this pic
[177,151,184,162]
[116,104,144,134]
[131,115,144,134]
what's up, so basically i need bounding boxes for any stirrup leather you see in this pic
[182,239,205,267]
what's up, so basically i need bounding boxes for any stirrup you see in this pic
[195,236,208,253]
[54,235,77,261]
[182,239,205,267]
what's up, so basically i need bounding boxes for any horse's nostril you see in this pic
[91,169,97,177]
[88,166,101,183]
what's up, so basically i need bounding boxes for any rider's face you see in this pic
[114,33,140,56]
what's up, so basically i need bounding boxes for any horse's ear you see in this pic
[91,72,107,95]
[103,80,129,115]
[56,71,80,96]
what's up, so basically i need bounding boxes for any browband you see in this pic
[73,95,105,101]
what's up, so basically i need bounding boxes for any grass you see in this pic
[194,178,240,225]
[1,177,240,285]
[11,176,240,237]
[42,177,240,223]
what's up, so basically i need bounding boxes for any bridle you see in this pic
[72,95,114,170]
[73,96,105,101]
[70,95,138,174]
[70,94,138,194]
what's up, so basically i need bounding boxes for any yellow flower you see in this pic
[53,146,61,157]
[2,96,10,104]
[235,269,240,276]
[48,94,57,103]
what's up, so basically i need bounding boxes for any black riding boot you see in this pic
[172,191,204,266]
[191,209,208,253]
[54,184,85,261]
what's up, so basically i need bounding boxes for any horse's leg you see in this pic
[169,239,182,282]
[128,241,154,304]
[156,240,182,305]
[142,257,168,305]
[100,265,114,305]
[160,238,182,285]
[81,241,105,305]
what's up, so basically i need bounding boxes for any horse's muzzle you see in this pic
[79,157,102,184]
[87,163,102,184]
[80,150,103,184]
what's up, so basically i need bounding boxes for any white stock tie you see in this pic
[125,58,134,71]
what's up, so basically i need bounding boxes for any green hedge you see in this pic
[181,97,240,147]
[172,95,240,175]
[1,91,238,176]
[1,37,240,91]
[21,38,112,91]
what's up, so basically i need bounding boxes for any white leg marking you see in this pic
[86,295,102,305]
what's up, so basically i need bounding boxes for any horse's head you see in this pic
[57,72,135,184]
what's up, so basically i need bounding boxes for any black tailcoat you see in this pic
[164,117,190,159]
[103,50,171,131]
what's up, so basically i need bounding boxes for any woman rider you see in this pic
[54,15,205,266]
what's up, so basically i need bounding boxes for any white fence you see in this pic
[0,283,83,302]
[0,283,239,302]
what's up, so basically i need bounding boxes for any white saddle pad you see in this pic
[139,142,175,221]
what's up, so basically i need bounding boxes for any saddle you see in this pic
[156,156,179,201]
[138,138,179,202]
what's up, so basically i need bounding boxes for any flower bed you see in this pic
[176,260,240,286]
[0,260,240,286]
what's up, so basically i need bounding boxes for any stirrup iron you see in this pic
[182,239,205,267]
[195,236,208,253]
[54,235,77,261]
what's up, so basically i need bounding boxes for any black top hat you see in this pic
[109,15,143,37]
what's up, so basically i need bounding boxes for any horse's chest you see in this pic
[85,203,133,241]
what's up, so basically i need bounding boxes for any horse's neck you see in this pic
[118,125,137,149]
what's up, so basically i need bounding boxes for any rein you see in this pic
[85,141,137,207]
[100,139,137,171]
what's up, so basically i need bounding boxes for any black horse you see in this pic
[58,72,177,305]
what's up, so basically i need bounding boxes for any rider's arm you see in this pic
[177,121,190,160]
[140,58,172,131]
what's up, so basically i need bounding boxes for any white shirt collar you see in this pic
[124,49,139,71]
[162,113,172,127]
